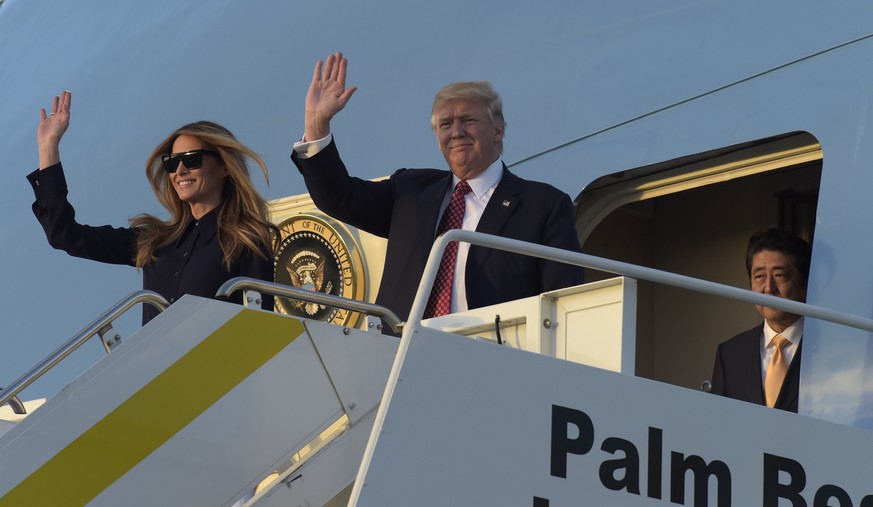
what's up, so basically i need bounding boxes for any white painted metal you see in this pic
[90,314,344,507]
[418,230,873,334]
[351,228,873,506]
[0,422,12,441]
[1,280,870,505]
[8,1,873,503]
[354,327,873,505]
[427,277,637,374]
[305,321,398,426]
[0,297,240,499]
[550,279,637,374]
[217,278,402,333]
[0,291,168,410]
[0,298,338,506]
[0,399,44,439]
[6,0,873,426]
[248,412,377,507]
[0,296,404,507]
[0,399,44,424]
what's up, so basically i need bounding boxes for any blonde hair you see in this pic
[131,121,277,270]
[431,81,506,154]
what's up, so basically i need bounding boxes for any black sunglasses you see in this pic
[161,149,219,173]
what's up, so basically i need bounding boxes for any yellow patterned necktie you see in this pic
[764,334,789,408]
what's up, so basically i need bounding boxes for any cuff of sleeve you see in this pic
[292,133,333,159]
[26,162,68,198]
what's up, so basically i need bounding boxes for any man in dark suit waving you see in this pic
[710,229,812,412]
[292,52,583,325]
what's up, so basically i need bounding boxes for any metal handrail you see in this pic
[409,229,873,333]
[0,290,169,411]
[350,229,873,504]
[0,388,26,415]
[215,277,403,333]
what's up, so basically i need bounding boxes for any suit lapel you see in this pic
[741,326,768,406]
[420,174,453,244]
[467,166,521,274]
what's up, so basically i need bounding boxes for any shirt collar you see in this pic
[763,317,804,347]
[451,157,504,199]
[175,207,219,247]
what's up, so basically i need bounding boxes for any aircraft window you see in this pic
[575,131,821,391]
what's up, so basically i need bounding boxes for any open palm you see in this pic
[304,52,357,140]
[38,91,71,147]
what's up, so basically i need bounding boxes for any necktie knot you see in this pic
[771,334,789,350]
[435,180,471,237]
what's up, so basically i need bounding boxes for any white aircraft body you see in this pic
[2,0,873,505]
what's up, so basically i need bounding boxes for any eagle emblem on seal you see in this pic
[273,214,366,327]
[286,250,334,315]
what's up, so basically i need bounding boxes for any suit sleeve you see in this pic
[538,191,584,291]
[27,163,138,266]
[292,138,396,238]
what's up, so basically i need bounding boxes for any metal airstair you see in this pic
[3,231,873,506]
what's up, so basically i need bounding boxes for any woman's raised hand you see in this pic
[38,90,71,169]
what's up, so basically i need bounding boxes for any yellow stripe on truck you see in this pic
[0,310,304,507]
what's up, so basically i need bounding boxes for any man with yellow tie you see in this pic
[710,228,812,412]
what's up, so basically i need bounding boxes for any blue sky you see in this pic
[6,0,873,430]
[0,0,597,400]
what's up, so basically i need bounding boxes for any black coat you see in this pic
[293,139,584,323]
[28,163,274,323]
[710,324,801,413]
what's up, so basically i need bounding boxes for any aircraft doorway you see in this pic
[577,132,821,390]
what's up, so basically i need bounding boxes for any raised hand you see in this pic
[304,52,357,141]
[38,90,71,169]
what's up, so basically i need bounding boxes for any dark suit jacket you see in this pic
[293,139,584,322]
[710,324,801,413]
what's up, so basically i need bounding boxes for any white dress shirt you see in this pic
[292,133,333,158]
[292,133,504,314]
[438,159,503,313]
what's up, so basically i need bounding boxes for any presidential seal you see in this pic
[274,214,366,327]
